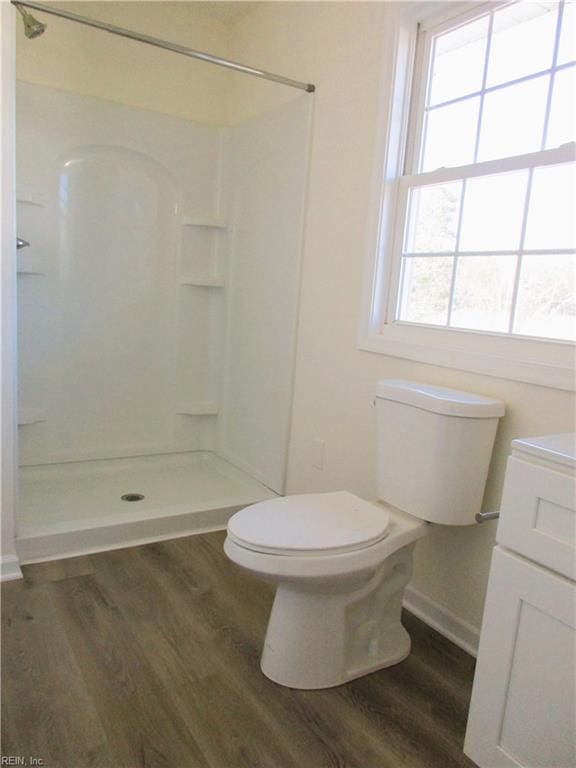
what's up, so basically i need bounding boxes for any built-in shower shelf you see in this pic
[177,402,219,416]
[16,191,46,207]
[17,256,46,275]
[18,409,47,426]
[182,216,228,230]
[179,275,224,288]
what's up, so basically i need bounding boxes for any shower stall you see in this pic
[12,2,313,562]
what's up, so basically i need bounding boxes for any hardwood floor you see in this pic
[2,532,477,768]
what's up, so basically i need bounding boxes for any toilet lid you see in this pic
[227,491,390,556]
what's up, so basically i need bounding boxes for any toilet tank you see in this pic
[375,380,505,526]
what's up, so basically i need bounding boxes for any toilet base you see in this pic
[260,544,415,689]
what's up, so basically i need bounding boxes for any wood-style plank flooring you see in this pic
[2,531,477,768]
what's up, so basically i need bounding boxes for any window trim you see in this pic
[358,1,576,392]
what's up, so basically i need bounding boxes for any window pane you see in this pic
[422,98,479,171]
[405,182,462,253]
[428,17,489,105]
[398,256,453,325]
[558,0,576,65]
[487,3,559,87]
[546,65,576,148]
[525,163,576,250]
[478,76,549,161]
[451,255,517,332]
[514,253,576,340]
[459,171,528,252]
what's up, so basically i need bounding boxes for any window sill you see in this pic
[359,324,575,392]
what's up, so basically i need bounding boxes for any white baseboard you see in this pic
[403,585,479,658]
[0,554,23,582]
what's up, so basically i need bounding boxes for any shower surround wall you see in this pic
[17,82,225,466]
[220,97,311,493]
[16,81,311,559]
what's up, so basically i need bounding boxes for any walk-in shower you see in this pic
[14,1,313,562]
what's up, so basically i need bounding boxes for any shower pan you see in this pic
[13,3,313,562]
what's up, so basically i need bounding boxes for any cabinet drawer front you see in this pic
[465,548,576,768]
[498,456,576,580]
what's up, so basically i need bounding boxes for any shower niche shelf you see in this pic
[182,216,228,230]
[179,274,224,288]
[180,215,228,287]
[18,409,47,426]
[177,402,219,416]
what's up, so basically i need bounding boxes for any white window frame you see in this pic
[359,1,576,392]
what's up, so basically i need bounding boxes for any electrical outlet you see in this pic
[312,438,325,470]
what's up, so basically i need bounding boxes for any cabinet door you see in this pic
[465,547,575,768]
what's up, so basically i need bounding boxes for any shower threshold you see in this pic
[17,451,276,563]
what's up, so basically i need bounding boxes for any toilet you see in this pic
[224,380,505,689]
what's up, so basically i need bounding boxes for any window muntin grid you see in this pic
[419,1,574,170]
[393,0,576,343]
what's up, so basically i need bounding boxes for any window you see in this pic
[361,0,576,390]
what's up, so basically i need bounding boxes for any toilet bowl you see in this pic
[224,491,429,689]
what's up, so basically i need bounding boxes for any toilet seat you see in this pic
[225,503,428,582]
[227,491,390,556]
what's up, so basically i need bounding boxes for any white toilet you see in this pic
[224,380,505,689]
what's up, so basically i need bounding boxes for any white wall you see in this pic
[17,83,225,465]
[230,1,575,633]
[14,2,236,470]
[219,95,312,492]
[16,1,232,125]
[0,5,22,581]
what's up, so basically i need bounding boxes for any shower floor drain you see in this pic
[121,493,145,502]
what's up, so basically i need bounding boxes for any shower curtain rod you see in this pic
[12,0,316,93]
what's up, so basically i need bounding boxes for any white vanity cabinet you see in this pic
[465,434,576,768]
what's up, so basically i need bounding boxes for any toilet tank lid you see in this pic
[375,379,505,418]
